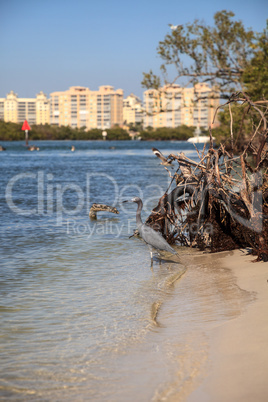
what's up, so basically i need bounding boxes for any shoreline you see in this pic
[151,249,268,402]
[186,249,268,401]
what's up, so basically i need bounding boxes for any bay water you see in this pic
[0,140,252,401]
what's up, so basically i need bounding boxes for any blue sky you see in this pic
[0,0,267,99]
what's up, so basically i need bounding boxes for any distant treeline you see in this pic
[0,121,195,141]
[139,125,195,140]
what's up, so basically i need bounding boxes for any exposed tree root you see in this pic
[146,93,268,261]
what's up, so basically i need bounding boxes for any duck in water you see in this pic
[28,146,39,151]
[89,203,119,219]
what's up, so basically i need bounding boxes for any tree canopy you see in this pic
[242,22,268,100]
[142,10,266,100]
[0,121,131,141]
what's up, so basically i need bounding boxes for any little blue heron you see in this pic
[123,197,177,264]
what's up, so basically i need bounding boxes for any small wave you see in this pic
[151,301,163,326]
[150,264,186,326]
[164,268,187,288]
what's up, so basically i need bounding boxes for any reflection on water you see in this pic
[0,142,254,401]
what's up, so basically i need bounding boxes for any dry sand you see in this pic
[187,249,268,402]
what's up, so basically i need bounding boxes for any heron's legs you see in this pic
[156,251,162,265]
[148,245,154,266]
[147,245,163,268]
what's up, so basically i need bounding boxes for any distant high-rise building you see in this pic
[96,85,124,129]
[35,91,50,125]
[0,91,50,125]
[143,85,183,128]
[191,83,219,128]
[0,91,18,123]
[123,93,144,126]
[50,85,123,130]
[0,83,219,130]
[50,86,91,128]
[143,83,219,129]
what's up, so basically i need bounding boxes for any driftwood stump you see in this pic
[147,93,268,261]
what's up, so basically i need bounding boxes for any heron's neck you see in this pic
[136,200,143,229]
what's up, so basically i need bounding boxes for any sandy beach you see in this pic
[187,249,268,402]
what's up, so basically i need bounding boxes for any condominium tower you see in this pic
[143,83,219,129]
[0,91,50,125]
[50,85,123,130]
[1,83,218,130]
[123,93,144,125]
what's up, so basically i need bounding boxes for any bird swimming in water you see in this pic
[89,203,119,219]
[152,147,172,166]
[123,196,177,265]
[71,145,75,152]
[27,146,39,151]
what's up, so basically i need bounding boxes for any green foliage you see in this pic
[0,120,25,140]
[212,103,254,147]
[127,122,143,132]
[140,125,194,141]
[242,22,268,100]
[142,10,257,99]
[142,11,267,148]
[0,121,195,142]
[86,129,103,140]
[0,120,197,142]
[106,127,130,140]
[212,23,268,147]
[0,122,130,141]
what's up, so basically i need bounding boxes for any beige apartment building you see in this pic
[143,83,219,129]
[0,91,50,125]
[50,85,123,130]
[1,83,218,130]
[50,86,91,128]
[123,93,144,125]
[35,92,51,124]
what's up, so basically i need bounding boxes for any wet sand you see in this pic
[149,249,268,401]
[186,249,268,402]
